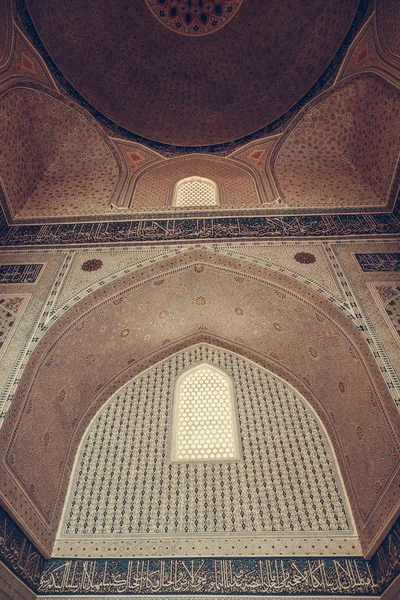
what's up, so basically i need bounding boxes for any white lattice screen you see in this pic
[174,177,218,207]
[172,363,239,461]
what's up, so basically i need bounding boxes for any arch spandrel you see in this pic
[0,249,399,558]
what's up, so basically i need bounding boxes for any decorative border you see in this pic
[1,206,399,247]
[0,447,399,596]
[355,253,400,272]
[14,0,372,156]
[38,557,378,596]
[0,263,44,284]
[35,596,380,600]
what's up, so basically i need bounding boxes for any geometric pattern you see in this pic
[174,177,218,207]
[172,363,239,461]
[0,295,29,360]
[144,0,243,37]
[376,284,400,339]
[60,345,350,537]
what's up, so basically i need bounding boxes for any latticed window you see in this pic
[171,363,240,462]
[172,176,219,207]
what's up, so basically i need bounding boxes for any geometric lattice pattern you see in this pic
[174,177,218,207]
[0,296,26,356]
[376,284,400,338]
[172,364,239,461]
[61,345,350,536]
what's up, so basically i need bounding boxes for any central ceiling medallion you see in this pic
[145,0,244,36]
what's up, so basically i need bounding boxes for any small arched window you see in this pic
[171,363,241,462]
[172,176,219,207]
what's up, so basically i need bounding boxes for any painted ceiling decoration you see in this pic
[20,0,367,150]
[144,0,244,37]
[0,1,399,598]
[0,0,397,228]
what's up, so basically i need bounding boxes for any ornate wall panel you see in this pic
[51,248,173,315]
[0,251,65,427]
[0,88,121,221]
[58,345,350,555]
[368,284,400,342]
[273,75,400,209]
[0,250,398,558]
[355,253,400,272]
[0,263,43,284]
[330,242,400,394]
[0,294,30,359]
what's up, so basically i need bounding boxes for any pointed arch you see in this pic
[0,249,398,558]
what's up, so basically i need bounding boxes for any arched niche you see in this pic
[0,249,398,558]
[271,74,400,210]
[54,344,356,558]
[172,176,220,207]
[0,87,123,220]
[127,154,264,210]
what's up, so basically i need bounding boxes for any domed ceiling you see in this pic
[24,0,360,147]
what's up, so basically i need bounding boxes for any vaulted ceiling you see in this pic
[0,0,399,224]
[24,0,360,146]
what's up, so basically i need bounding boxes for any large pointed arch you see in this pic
[54,342,357,559]
[0,249,398,558]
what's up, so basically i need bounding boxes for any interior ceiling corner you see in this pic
[0,250,398,559]
[0,86,123,221]
[0,0,397,225]
[376,0,400,68]
[271,73,400,211]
